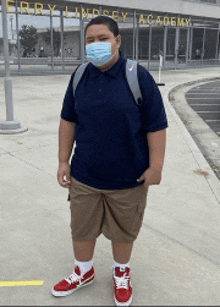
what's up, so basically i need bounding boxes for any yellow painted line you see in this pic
[0,280,44,287]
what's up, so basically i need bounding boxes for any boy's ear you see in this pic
[116,34,121,48]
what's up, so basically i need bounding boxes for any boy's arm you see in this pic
[57,119,76,188]
[137,129,166,187]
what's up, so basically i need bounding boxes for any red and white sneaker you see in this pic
[113,266,132,306]
[51,265,95,297]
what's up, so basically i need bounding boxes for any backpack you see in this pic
[73,59,142,105]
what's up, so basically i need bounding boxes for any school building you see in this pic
[1,0,220,70]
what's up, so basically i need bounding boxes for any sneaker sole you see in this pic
[114,295,132,307]
[112,270,132,307]
[51,277,94,297]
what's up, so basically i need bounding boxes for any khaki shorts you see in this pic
[69,177,148,243]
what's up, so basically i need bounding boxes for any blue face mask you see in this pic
[86,41,116,67]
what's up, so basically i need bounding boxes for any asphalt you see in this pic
[0,66,220,306]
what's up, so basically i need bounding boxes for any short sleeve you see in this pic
[60,72,78,123]
[138,65,168,133]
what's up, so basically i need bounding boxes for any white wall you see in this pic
[67,0,220,20]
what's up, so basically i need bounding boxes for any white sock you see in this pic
[113,260,130,272]
[75,259,93,276]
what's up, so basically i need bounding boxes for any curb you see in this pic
[0,127,28,135]
[168,76,220,98]
[163,82,220,204]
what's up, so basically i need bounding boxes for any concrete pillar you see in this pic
[219,23,220,61]
[202,25,206,64]
[189,25,193,61]
[132,10,137,60]
[186,26,190,63]
[148,25,152,70]
[50,15,54,70]
[174,26,180,65]
[15,0,21,72]
[60,10,65,70]
[136,16,139,61]
[80,4,85,64]
[163,26,168,68]
[215,23,220,61]
[0,0,27,133]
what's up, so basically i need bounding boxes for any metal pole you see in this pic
[60,10,65,70]
[10,15,13,39]
[189,24,193,61]
[0,0,22,132]
[80,4,85,64]
[132,10,136,60]
[15,0,21,72]
[50,14,54,70]
[215,23,220,62]
[202,24,206,66]
[186,26,190,64]
[163,26,168,68]
[136,15,139,61]
[148,25,152,70]
[218,23,220,61]
[174,26,180,65]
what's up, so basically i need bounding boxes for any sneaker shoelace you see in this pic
[65,272,80,285]
[114,273,130,289]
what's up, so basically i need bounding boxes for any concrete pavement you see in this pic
[0,66,220,306]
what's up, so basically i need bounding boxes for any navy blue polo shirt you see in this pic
[61,53,168,190]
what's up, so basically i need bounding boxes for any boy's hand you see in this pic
[57,162,71,188]
[137,167,162,188]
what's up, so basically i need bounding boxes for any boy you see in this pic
[52,15,167,306]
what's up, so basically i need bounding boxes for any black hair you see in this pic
[85,15,120,37]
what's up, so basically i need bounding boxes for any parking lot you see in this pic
[185,81,220,137]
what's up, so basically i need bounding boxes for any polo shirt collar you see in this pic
[89,51,124,79]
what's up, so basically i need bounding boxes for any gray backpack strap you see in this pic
[73,62,89,96]
[126,59,142,105]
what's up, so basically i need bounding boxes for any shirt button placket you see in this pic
[99,78,103,93]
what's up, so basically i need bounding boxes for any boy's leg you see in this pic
[111,241,133,307]
[103,184,148,307]
[52,178,103,297]
[111,241,133,264]
[52,240,96,297]
[73,240,96,261]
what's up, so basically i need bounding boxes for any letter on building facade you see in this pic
[20,1,30,14]
[177,18,184,27]
[65,6,72,17]
[112,11,118,21]
[103,10,109,16]
[147,14,154,25]
[47,4,57,17]
[164,16,170,26]
[81,8,89,19]
[93,8,100,17]
[138,14,145,24]
[34,3,44,15]
[121,12,127,22]
[171,17,176,26]
[6,0,15,13]
[156,16,161,25]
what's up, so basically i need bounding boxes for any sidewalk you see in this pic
[0,67,220,306]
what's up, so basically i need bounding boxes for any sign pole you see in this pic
[157,55,165,86]
[0,0,26,133]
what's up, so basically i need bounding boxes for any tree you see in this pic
[19,25,38,56]
[42,29,61,57]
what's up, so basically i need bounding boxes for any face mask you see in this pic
[85,40,117,67]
